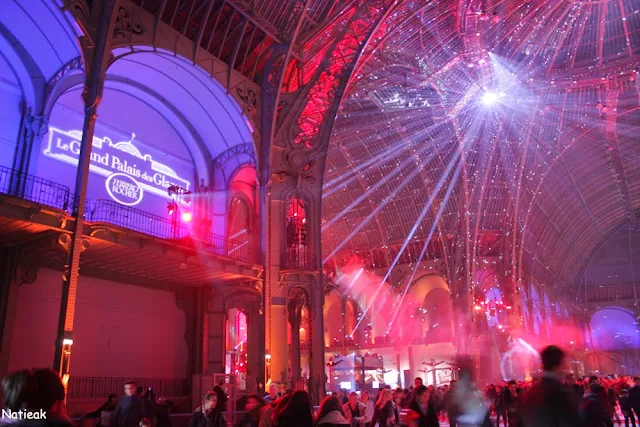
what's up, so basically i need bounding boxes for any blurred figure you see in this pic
[405,378,424,409]
[342,392,366,427]
[138,419,151,427]
[405,385,439,427]
[444,381,459,427]
[213,386,227,413]
[360,390,373,427]
[371,389,398,427]
[520,345,580,427]
[619,389,636,427]
[265,384,280,404]
[235,395,266,427]
[607,386,621,425]
[451,360,491,427]
[316,396,349,426]
[503,381,520,427]
[486,385,497,416]
[7,369,72,427]
[630,377,640,422]
[259,395,291,427]
[111,381,146,427]
[579,383,613,427]
[565,374,585,410]
[2,369,37,412]
[495,386,507,427]
[273,390,314,427]
[188,391,225,427]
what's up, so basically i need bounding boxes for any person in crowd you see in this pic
[495,386,507,427]
[629,377,640,422]
[265,384,280,404]
[111,381,146,427]
[620,389,636,427]
[503,380,520,427]
[486,385,497,416]
[404,378,424,409]
[316,396,349,426]
[405,385,439,427]
[212,386,227,413]
[138,419,151,427]
[579,383,613,427]
[273,390,314,427]
[188,391,225,427]
[607,386,621,425]
[566,374,585,409]
[370,389,398,427]
[259,394,291,427]
[9,368,72,427]
[519,345,580,427]
[342,392,367,427]
[2,369,37,413]
[444,381,459,427]
[235,395,266,427]
[359,390,373,427]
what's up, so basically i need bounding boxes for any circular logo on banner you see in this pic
[106,173,144,206]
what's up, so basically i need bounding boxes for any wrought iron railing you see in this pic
[86,199,257,264]
[67,377,189,398]
[0,165,258,264]
[0,165,71,210]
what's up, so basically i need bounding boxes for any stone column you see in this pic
[290,303,301,379]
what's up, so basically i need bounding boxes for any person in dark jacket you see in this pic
[620,389,636,427]
[188,391,226,427]
[273,390,314,427]
[235,395,266,427]
[519,345,580,427]
[579,383,613,427]
[503,381,520,427]
[371,389,398,427]
[406,385,439,427]
[111,381,146,427]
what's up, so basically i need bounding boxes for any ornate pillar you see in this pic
[53,0,119,383]
[289,303,302,379]
[11,115,49,196]
[205,288,226,374]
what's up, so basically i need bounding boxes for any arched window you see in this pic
[226,308,248,389]
[229,195,251,247]
[228,166,256,254]
[285,197,308,269]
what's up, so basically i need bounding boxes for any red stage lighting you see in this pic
[167,202,177,215]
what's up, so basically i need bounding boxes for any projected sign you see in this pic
[44,128,191,206]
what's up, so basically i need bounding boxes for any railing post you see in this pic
[53,0,118,391]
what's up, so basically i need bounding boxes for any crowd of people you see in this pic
[3,346,640,427]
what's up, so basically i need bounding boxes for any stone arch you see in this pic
[323,290,343,348]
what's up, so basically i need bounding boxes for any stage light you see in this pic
[481,92,499,105]
[474,305,482,311]
[181,211,193,223]
[265,354,271,360]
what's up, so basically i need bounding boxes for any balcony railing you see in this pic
[0,165,71,210]
[67,377,188,398]
[86,199,257,264]
[0,166,258,264]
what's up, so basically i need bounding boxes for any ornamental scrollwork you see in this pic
[45,57,83,101]
[113,5,144,39]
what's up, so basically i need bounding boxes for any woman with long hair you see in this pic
[315,396,348,427]
[273,390,314,427]
[370,389,398,427]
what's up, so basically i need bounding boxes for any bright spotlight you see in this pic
[181,211,193,223]
[481,92,499,105]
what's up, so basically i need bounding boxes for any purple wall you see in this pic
[9,268,188,378]
[38,87,197,221]
[590,308,640,351]
[0,50,22,169]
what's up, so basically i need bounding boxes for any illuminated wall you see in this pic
[0,51,22,168]
[590,308,640,351]
[8,269,187,378]
[38,87,196,219]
